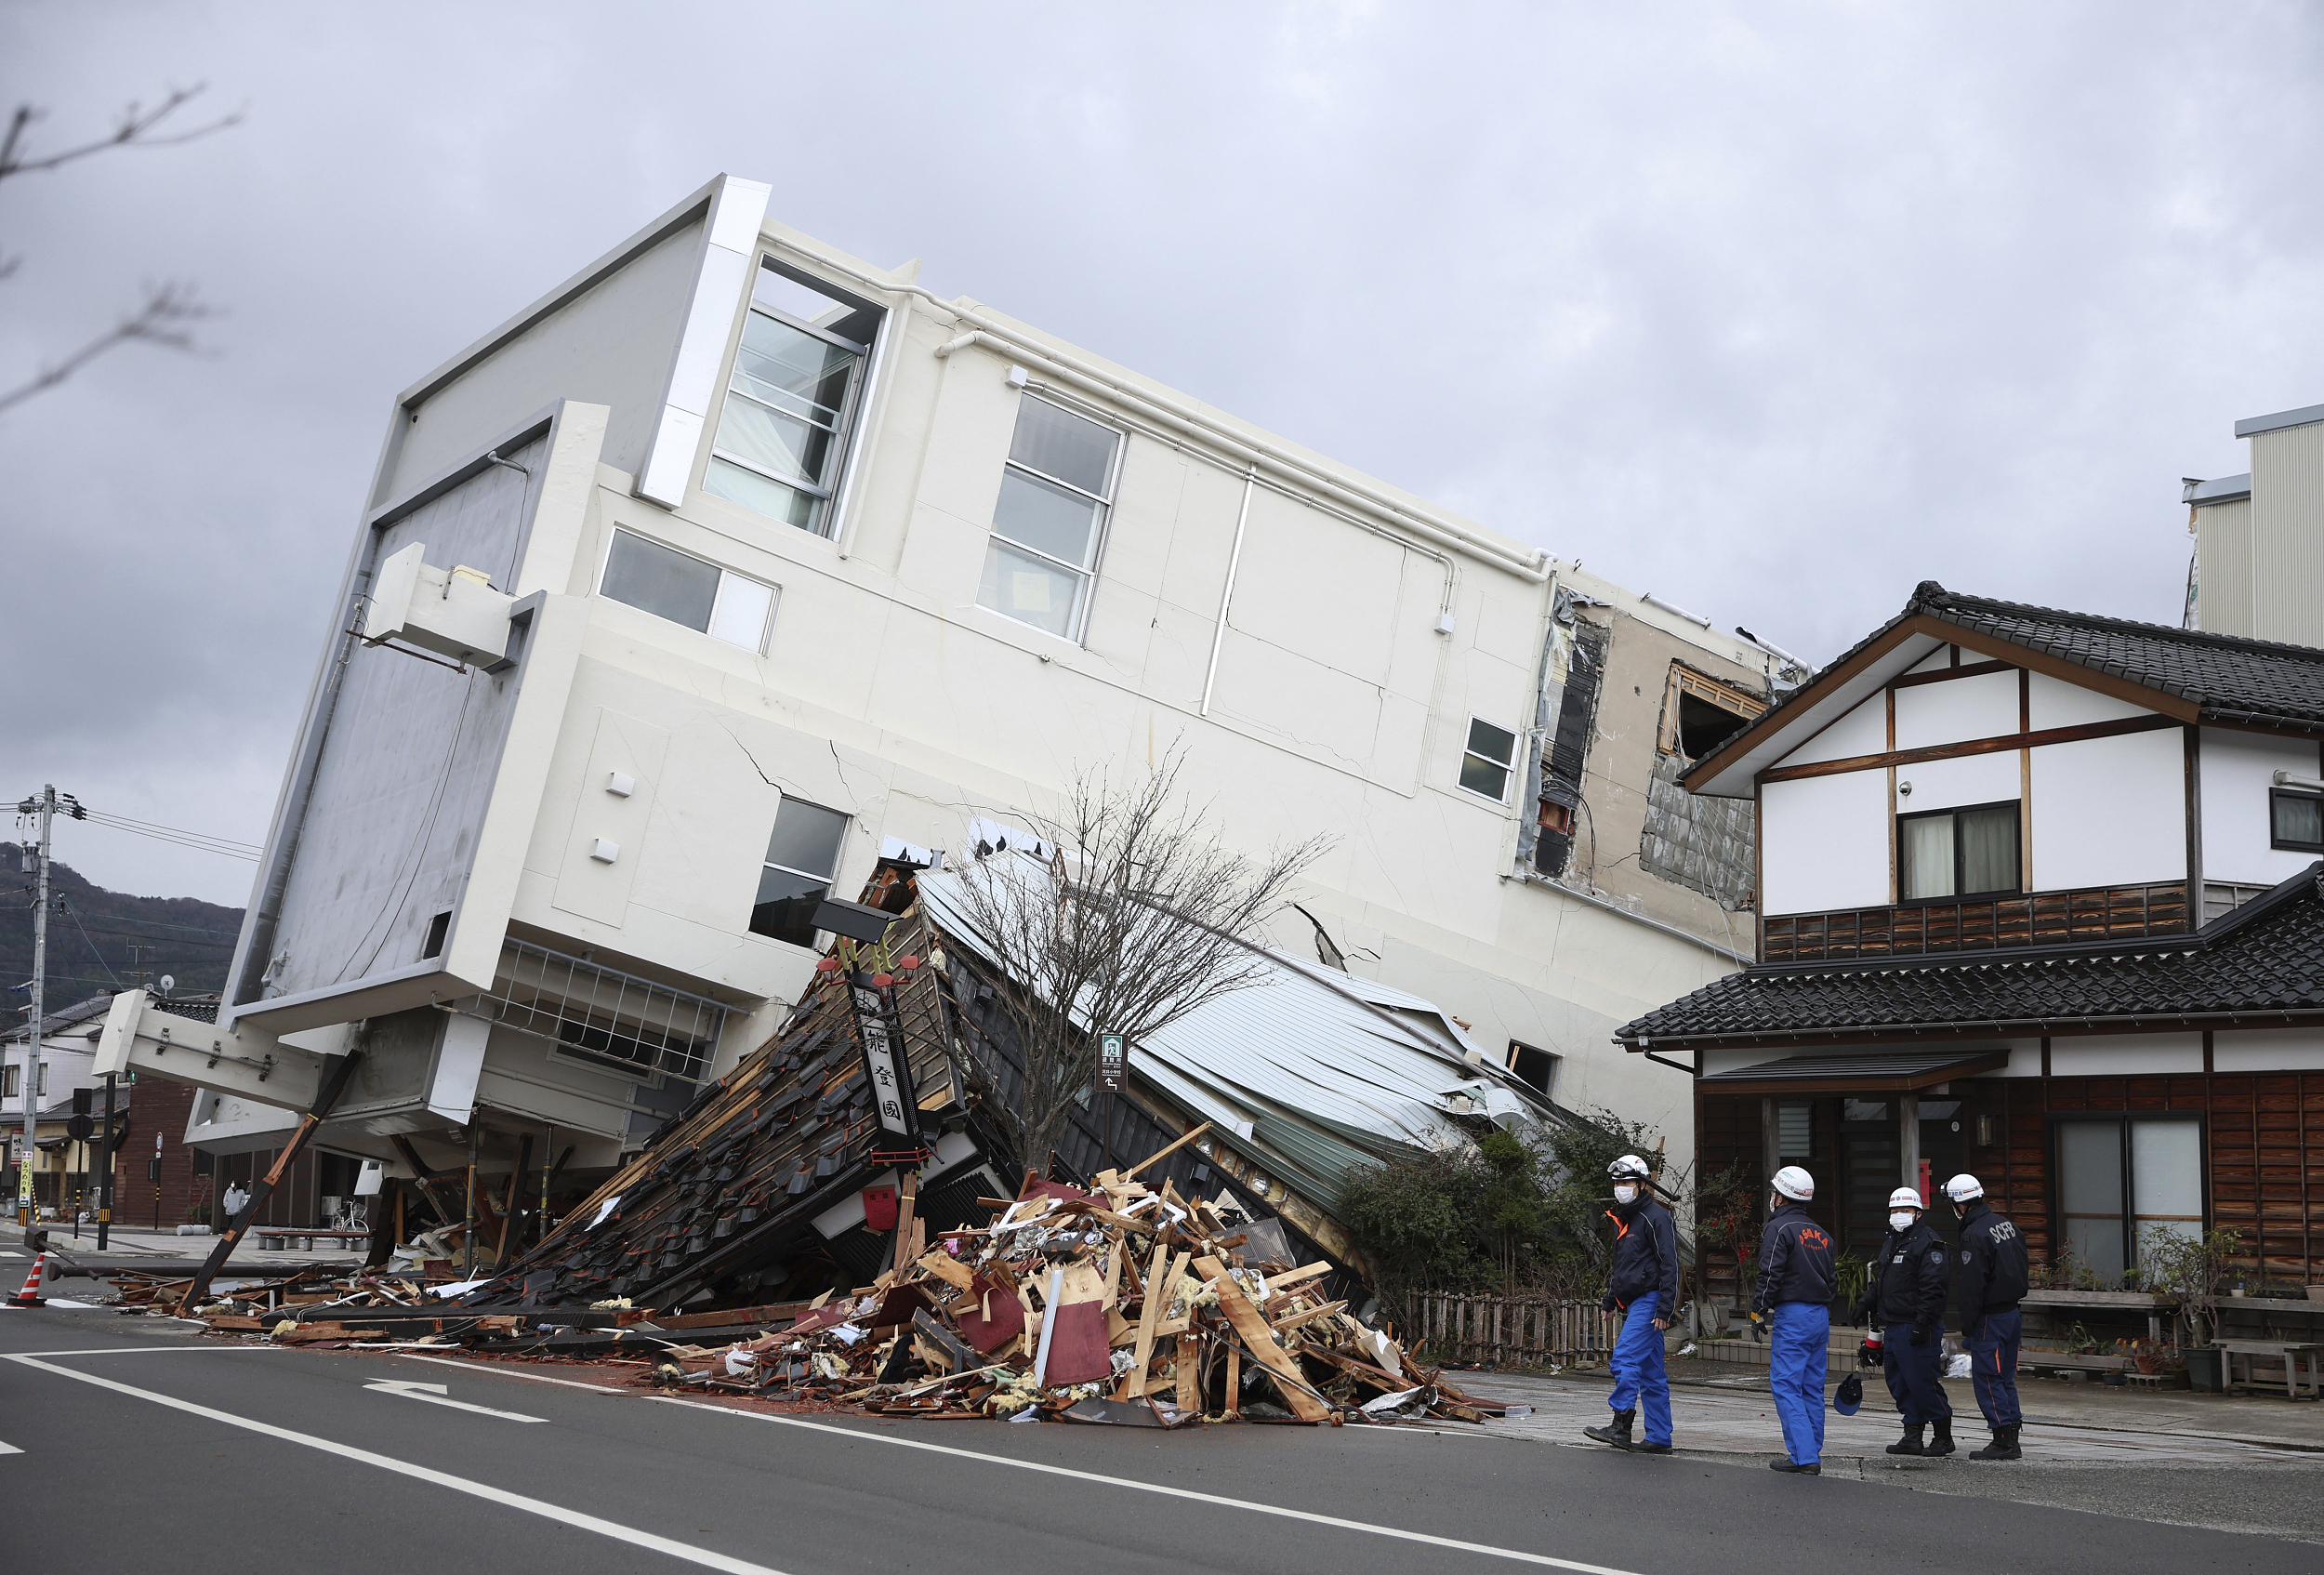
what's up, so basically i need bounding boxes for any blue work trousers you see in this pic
[1882,1322,1953,1426]
[1768,1301,1829,1465]
[1605,1291,1671,1446]
[1962,1308,2022,1428]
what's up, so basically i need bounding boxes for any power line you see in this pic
[40,913,240,940]
[74,809,260,862]
[77,807,261,853]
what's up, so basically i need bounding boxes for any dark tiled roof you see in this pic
[1618,863,2324,1046]
[1685,583,2324,790]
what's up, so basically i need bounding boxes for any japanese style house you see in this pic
[1618,582,2324,1295]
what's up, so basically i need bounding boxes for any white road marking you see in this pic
[2,1355,786,1575]
[646,1397,1650,1575]
[43,1298,96,1309]
[364,1379,545,1422]
[0,1440,20,1455]
[7,1345,282,1357]
[395,1353,628,1394]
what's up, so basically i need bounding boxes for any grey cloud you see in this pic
[6,2,2323,903]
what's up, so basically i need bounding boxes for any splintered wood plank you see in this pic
[1269,1300,1347,1335]
[1193,1255,1327,1422]
[1269,1261,1332,1291]
[915,1251,974,1291]
[1127,1244,1187,1397]
[1129,1121,1212,1180]
[1170,1331,1197,1410]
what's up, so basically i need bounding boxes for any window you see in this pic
[1459,718,1518,801]
[703,259,882,536]
[977,394,1123,639]
[2272,788,2324,852]
[2056,1116,2203,1285]
[1777,1101,1813,1159]
[599,530,775,651]
[1658,665,1767,760]
[749,797,849,948]
[1,1065,13,1100]
[1505,1039,1560,1096]
[1898,801,2020,901]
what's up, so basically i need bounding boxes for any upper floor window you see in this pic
[1658,665,1765,761]
[600,529,775,652]
[1898,800,2019,901]
[977,393,1122,640]
[2271,787,2324,852]
[703,260,883,537]
[749,797,849,948]
[1459,718,1518,801]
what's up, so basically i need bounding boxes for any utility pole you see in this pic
[16,786,54,1234]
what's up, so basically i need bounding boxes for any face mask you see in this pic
[1889,1211,1917,1232]
[1614,1184,1638,1205]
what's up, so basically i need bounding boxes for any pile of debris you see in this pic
[614,1158,1503,1426]
[140,1162,1499,1428]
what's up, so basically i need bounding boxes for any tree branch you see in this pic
[0,281,210,416]
[0,86,244,181]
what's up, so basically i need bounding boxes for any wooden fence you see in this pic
[1411,1293,1622,1367]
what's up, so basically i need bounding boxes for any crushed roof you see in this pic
[1617,862,2324,1046]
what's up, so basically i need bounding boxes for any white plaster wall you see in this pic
[2199,726,2322,888]
[2027,671,2151,730]
[1779,692,1886,766]
[1893,749,2019,813]
[2048,1033,2203,1076]
[2212,1027,2324,1072]
[2029,728,2186,889]
[1893,669,2019,749]
[1762,772,1891,914]
[1906,644,1956,674]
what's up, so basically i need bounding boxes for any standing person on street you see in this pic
[1947,1172,2027,1461]
[1755,1165,1836,1475]
[1585,1154,1679,1454]
[1850,1186,1955,1457]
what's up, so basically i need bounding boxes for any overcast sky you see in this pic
[7,3,2324,906]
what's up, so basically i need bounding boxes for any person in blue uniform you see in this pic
[1850,1185,1954,1456]
[1584,1154,1679,1454]
[1946,1172,2028,1461]
[1754,1165,1836,1475]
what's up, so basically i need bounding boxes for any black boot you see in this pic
[1769,1459,1822,1474]
[1925,1417,1956,1457]
[1969,1423,2021,1461]
[1584,1408,1634,1448]
[1624,1439,1672,1455]
[1885,1423,1925,1456]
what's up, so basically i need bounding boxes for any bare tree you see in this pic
[941,754,1326,1178]
[0,85,240,416]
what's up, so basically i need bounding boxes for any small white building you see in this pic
[99,175,1793,1196]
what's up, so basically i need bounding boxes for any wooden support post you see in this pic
[1222,1343,1240,1421]
[463,1125,480,1280]
[1128,1121,1211,1181]
[891,1168,919,1276]
[389,1134,464,1228]
[176,1054,359,1315]
[499,1133,534,1259]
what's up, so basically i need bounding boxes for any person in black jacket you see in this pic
[1946,1172,2027,1461]
[1850,1185,1954,1456]
[1584,1155,1680,1453]
[1754,1165,1836,1474]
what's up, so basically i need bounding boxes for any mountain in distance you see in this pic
[2,846,244,1008]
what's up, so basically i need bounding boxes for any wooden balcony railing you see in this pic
[1761,880,2189,964]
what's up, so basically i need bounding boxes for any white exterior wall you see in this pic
[2047,1033,2204,1077]
[2028,726,2186,890]
[2212,1027,2324,1072]
[1760,773,1889,915]
[2199,726,2322,888]
[1893,669,2016,749]
[1781,693,1885,766]
[218,184,1787,1178]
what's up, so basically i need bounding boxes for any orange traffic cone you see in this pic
[7,1251,47,1308]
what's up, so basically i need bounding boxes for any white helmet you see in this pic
[1944,1173,1984,1202]
[1607,1154,1652,1183]
[1771,1165,1815,1201]
[1886,1186,1924,1211]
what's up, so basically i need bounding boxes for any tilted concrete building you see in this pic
[98,175,1794,1215]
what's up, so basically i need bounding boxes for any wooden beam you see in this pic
[1891,658,2015,690]
[177,1053,360,1315]
[1192,1254,1327,1422]
[1127,1121,1211,1181]
[1759,713,2179,785]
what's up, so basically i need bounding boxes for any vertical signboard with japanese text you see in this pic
[850,973,919,1143]
[1097,1033,1126,1092]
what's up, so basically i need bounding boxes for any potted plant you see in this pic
[2139,1224,2241,1392]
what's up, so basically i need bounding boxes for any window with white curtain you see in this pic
[977,393,1123,640]
[702,260,883,537]
[2056,1116,2204,1286]
[2272,788,2324,852]
[1898,801,2020,900]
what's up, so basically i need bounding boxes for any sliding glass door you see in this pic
[2054,1117,2203,1285]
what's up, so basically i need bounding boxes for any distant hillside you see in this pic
[2,848,244,1005]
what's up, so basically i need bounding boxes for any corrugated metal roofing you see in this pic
[917,861,1558,1195]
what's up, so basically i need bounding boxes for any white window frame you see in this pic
[702,258,881,539]
[980,390,1125,644]
[1458,716,1519,803]
[596,528,778,654]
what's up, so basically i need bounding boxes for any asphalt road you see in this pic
[2,1303,2316,1575]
